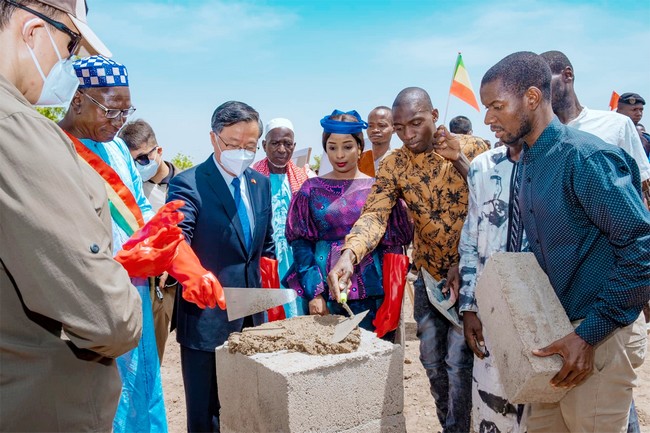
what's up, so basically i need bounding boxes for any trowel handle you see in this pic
[339,290,348,304]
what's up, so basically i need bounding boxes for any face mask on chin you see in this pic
[220,148,256,177]
[25,21,79,107]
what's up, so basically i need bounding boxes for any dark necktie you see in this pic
[508,162,523,252]
[231,176,252,250]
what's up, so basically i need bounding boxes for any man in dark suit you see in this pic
[167,101,275,432]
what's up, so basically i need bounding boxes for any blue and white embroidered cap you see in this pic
[73,56,128,89]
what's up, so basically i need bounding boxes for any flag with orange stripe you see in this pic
[449,53,480,111]
[609,91,620,111]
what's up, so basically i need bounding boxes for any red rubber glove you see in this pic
[122,200,185,250]
[115,226,184,278]
[261,257,285,322]
[373,253,410,338]
[169,241,226,310]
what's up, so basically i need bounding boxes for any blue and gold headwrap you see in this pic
[320,109,368,134]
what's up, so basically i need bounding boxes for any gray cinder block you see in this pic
[216,329,404,433]
[476,252,574,403]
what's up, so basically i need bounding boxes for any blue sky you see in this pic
[88,0,650,165]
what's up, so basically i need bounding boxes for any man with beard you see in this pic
[540,51,649,432]
[480,51,649,433]
[539,51,650,208]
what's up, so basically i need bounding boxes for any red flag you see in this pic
[609,91,620,111]
[449,53,480,112]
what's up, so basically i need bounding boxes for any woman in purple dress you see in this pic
[283,110,412,338]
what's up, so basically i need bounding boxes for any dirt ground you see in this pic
[161,295,650,433]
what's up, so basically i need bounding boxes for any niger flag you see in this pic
[449,53,480,111]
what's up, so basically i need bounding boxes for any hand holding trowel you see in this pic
[330,279,369,344]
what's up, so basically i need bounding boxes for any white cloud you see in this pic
[90,0,298,53]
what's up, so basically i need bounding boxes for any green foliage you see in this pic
[171,153,194,170]
[311,154,321,174]
[35,107,67,122]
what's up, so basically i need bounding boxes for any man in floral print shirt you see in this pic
[329,87,488,433]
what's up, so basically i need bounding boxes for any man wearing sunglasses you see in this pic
[120,119,181,364]
[0,1,143,432]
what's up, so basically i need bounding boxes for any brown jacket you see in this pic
[0,75,142,432]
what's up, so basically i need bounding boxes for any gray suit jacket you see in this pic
[0,75,142,432]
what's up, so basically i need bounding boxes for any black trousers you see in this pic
[180,345,220,433]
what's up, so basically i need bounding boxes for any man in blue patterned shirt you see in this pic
[479,51,650,433]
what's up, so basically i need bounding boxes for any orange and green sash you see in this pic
[65,131,144,236]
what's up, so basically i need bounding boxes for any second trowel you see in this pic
[224,287,297,321]
[331,291,369,343]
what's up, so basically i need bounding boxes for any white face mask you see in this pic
[25,22,79,106]
[220,149,256,177]
[136,158,160,182]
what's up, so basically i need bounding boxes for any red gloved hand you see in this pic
[261,257,285,322]
[115,226,184,278]
[373,253,410,338]
[122,200,185,250]
[169,241,226,310]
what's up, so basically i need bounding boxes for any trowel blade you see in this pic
[225,287,297,321]
[331,310,369,343]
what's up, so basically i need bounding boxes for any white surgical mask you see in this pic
[25,22,79,106]
[136,158,160,182]
[220,149,255,177]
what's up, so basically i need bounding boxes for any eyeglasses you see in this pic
[5,0,82,57]
[218,134,257,152]
[81,92,136,119]
[134,146,158,166]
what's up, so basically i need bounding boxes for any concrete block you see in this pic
[476,252,574,403]
[340,414,406,433]
[216,329,404,433]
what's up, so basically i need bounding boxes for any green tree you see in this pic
[171,153,194,170]
[35,107,67,122]
[310,154,321,174]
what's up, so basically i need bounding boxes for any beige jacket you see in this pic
[0,75,142,432]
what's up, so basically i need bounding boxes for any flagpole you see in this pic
[442,52,461,127]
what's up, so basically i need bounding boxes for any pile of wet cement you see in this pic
[228,315,361,356]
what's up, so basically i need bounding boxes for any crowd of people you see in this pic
[1,1,649,433]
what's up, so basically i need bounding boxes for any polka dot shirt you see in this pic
[520,118,650,346]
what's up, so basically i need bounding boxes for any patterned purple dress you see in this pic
[283,177,412,326]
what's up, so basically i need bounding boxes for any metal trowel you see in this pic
[224,287,297,321]
[331,290,369,343]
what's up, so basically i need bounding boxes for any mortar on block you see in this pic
[476,252,574,404]
[216,315,405,433]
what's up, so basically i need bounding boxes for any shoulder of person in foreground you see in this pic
[460,134,490,160]
[0,112,142,358]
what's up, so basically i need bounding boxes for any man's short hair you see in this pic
[481,51,552,101]
[393,87,434,111]
[119,119,157,151]
[372,105,392,113]
[210,101,263,138]
[449,115,472,134]
[539,50,573,75]
[619,93,646,106]
[0,1,61,30]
